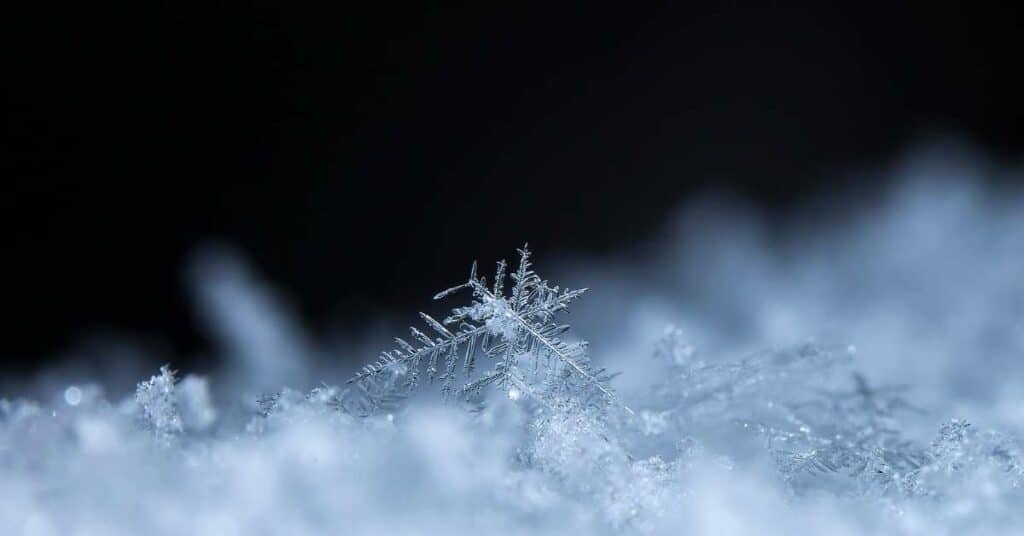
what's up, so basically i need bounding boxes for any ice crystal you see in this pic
[348,245,629,414]
[760,374,929,497]
[650,326,850,423]
[134,364,217,441]
[645,327,1024,508]
[912,419,1024,495]
[134,364,183,442]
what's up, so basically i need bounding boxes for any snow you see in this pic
[2,141,1024,534]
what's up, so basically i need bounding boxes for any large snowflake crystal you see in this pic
[348,246,628,414]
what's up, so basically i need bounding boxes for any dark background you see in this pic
[3,3,1022,372]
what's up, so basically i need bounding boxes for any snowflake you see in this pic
[348,245,629,414]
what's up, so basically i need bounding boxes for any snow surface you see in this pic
[2,141,1024,535]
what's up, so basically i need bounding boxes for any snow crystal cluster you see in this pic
[2,143,1023,535]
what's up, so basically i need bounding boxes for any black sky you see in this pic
[3,3,1022,370]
